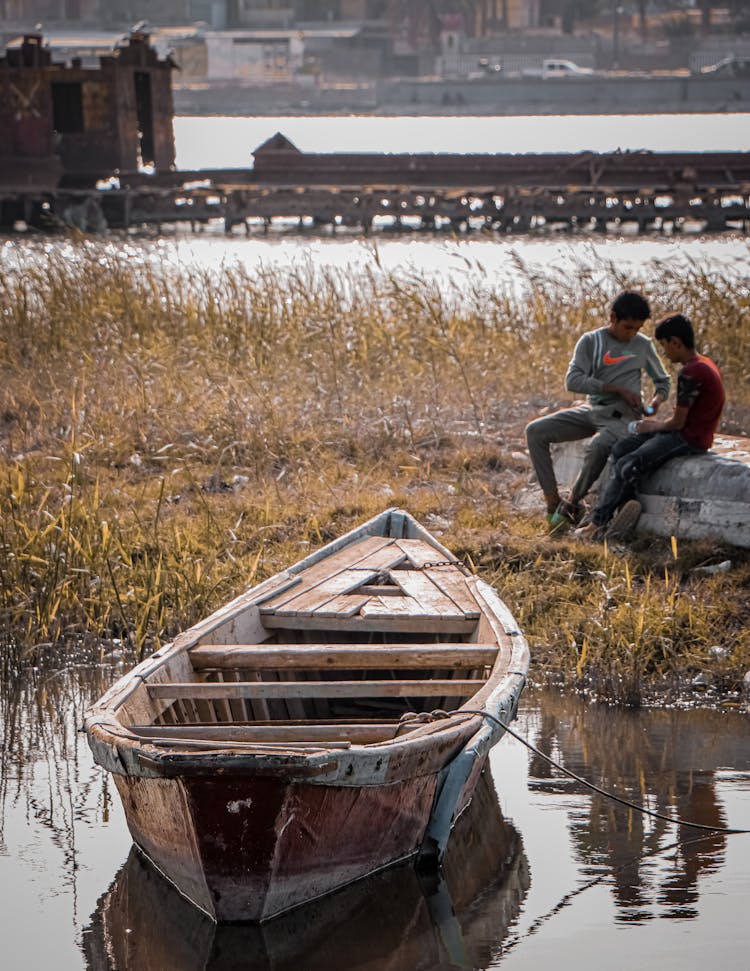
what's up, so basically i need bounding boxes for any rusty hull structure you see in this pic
[0,30,175,224]
[83,508,529,923]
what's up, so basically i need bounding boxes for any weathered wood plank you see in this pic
[261,612,477,634]
[148,679,483,700]
[259,535,397,612]
[358,584,403,596]
[189,643,499,669]
[359,594,424,616]
[127,723,413,742]
[395,538,453,568]
[268,545,409,616]
[277,573,382,616]
[389,569,473,618]
[425,568,481,617]
[269,569,372,615]
[313,593,372,618]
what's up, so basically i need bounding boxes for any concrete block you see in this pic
[551,435,750,548]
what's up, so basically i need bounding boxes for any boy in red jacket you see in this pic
[574,313,725,541]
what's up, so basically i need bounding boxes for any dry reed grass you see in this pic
[1,242,748,702]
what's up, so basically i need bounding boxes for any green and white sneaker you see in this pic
[546,499,584,533]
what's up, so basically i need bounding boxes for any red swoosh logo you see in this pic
[603,351,633,365]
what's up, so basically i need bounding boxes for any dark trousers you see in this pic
[592,431,699,527]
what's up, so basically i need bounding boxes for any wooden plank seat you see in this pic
[148,679,484,700]
[259,536,404,613]
[188,643,499,670]
[257,535,481,632]
[127,721,421,743]
[260,614,477,634]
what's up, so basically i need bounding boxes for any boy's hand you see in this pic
[603,385,641,409]
[647,395,664,414]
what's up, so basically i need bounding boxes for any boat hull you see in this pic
[84,768,530,970]
[114,769,442,921]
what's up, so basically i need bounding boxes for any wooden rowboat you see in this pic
[84,508,529,923]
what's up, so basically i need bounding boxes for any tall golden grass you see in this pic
[1,242,748,700]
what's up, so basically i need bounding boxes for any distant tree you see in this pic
[696,0,712,30]
[725,0,750,30]
[387,0,481,48]
[540,0,603,34]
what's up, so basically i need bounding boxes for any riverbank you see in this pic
[172,73,750,116]
[1,243,748,704]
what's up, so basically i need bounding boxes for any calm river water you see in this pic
[1,655,748,970]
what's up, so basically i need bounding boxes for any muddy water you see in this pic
[1,653,748,970]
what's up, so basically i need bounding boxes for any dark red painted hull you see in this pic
[85,769,530,971]
[114,771,440,921]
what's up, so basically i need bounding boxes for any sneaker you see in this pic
[546,509,571,532]
[546,499,583,532]
[606,500,642,541]
[557,498,584,524]
[572,521,604,543]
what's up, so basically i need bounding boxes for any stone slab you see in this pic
[551,434,750,548]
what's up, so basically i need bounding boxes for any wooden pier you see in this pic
[4,135,750,236]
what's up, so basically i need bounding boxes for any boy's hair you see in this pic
[612,290,650,322]
[654,313,695,349]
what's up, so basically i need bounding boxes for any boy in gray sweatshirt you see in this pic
[525,290,671,527]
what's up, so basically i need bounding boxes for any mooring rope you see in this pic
[458,708,750,834]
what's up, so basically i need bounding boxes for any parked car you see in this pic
[697,55,750,79]
[522,59,594,79]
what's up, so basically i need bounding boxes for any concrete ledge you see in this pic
[551,435,750,548]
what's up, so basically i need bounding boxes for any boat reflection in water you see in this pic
[82,767,528,971]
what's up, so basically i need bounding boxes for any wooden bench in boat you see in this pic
[256,534,482,633]
[138,642,498,736]
[125,720,433,744]
[188,643,499,670]
[147,679,485,700]
[145,643,497,703]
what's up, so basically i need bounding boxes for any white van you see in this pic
[523,59,594,79]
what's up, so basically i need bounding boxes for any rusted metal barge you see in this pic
[0,28,175,228]
[8,135,750,236]
[83,508,529,923]
[2,32,749,235]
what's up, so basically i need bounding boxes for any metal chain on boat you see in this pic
[415,559,473,576]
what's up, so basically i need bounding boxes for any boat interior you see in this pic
[115,533,507,749]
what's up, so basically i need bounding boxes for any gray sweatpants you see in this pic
[525,404,633,504]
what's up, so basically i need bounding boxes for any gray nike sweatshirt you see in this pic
[566,327,671,409]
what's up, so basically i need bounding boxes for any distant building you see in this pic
[1,0,102,21]
[0,28,175,191]
[507,0,540,30]
[204,28,304,81]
